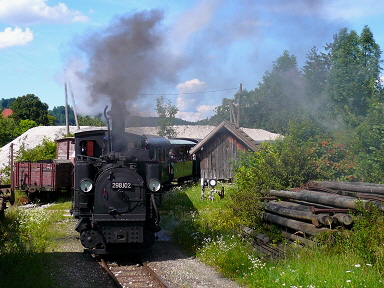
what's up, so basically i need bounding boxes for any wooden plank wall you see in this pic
[200,130,248,180]
[56,138,75,160]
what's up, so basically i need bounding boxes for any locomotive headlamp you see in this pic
[209,179,217,187]
[148,179,161,192]
[80,179,94,193]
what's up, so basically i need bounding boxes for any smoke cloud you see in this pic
[67,1,347,121]
[75,10,180,110]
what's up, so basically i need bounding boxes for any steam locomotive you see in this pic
[72,107,198,254]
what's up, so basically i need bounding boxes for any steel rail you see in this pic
[96,255,169,288]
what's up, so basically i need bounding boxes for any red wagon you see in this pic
[11,138,75,201]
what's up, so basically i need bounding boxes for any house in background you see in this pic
[2,108,13,118]
[190,120,280,182]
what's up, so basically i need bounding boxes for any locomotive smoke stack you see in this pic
[109,99,129,152]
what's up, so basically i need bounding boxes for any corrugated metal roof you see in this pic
[190,121,263,154]
[168,139,197,145]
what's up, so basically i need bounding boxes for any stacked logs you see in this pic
[264,181,384,245]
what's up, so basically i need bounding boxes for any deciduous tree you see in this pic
[156,96,178,137]
[11,94,50,126]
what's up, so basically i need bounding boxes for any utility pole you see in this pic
[64,75,69,136]
[229,101,235,124]
[68,80,80,129]
[237,83,242,127]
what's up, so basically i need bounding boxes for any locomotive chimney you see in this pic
[109,99,129,152]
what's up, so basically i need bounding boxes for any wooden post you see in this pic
[68,80,80,129]
[64,74,69,135]
[237,83,242,127]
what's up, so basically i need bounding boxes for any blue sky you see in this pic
[0,0,384,122]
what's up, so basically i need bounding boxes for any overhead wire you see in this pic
[0,41,54,76]
[139,87,239,96]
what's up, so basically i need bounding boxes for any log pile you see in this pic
[264,181,384,245]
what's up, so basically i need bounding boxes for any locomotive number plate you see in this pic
[111,182,132,189]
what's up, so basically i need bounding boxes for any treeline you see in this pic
[210,26,382,135]
[0,94,106,147]
[225,26,384,189]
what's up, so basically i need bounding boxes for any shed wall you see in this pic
[56,138,75,160]
[199,130,248,180]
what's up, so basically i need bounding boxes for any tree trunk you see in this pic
[263,212,330,236]
[311,181,384,195]
[282,231,317,247]
[270,190,382,210]
[265,202,332,226]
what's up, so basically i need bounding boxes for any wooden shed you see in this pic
[56,138,75,160]
[189,121,261,181]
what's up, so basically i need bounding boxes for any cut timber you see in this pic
[264,202,332,226]
[282,231,316,247]
[271,201,315,211]
[263,212,330,236]
[308,185,384,201]
[270,190,384,211]
[240,225,270,243]
[311,181,384,195]
[333,213,353,226]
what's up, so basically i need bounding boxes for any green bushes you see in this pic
[307,139,357,181]
[16,137,57,162]
[0,205,63,254]
[0,203,68,287]
[314,204,384,273]
[164,185,384,287]
[230,136,317,229]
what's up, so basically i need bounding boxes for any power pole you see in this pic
[237,83,242,127]
[229,101,235,124]
[64,75,69,135]
[68,80,80,129]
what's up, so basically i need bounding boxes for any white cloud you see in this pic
[0,0,89,26]
[176,78,208,112]
[0,27,33,47]
[176,78,208,94]
[176,104,217,122]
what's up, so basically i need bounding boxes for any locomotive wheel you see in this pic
[80,230,105,249]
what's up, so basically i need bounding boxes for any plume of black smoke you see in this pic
[74,9,183,149]
[75,10,181,136]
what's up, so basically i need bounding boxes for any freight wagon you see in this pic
[13,161,73,200]
[12,138,74,201]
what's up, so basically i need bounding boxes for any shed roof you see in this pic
[190,121,263,154]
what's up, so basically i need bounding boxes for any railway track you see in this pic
[97,256,169,288]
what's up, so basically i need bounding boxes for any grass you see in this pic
[2,184,384,287]
[162,183,384,287]
[0,199,72,287]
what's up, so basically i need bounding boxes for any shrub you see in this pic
[307,139,357,181]
[230,137,317,229]
[16,137,56,162]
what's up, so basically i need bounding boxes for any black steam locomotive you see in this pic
[72,107,198,254]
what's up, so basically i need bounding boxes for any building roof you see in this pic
[2,108,13,118]
[190,120,272,154]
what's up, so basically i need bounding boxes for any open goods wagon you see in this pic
[13,161,73,200]
[11,138,75,201]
